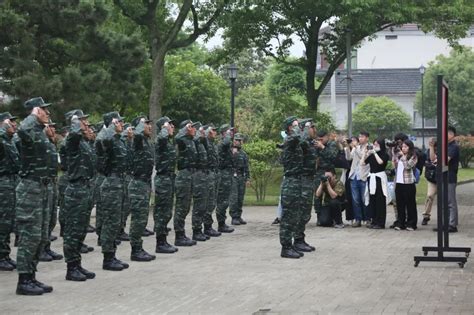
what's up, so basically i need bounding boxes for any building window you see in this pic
[385,35,398,40]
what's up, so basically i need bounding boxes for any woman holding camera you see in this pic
[422,138,437,225]
[393,139,418,231]
[361,137,389,229]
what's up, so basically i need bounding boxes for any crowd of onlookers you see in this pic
[273,127,461,233]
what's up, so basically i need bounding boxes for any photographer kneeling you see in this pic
[315,169,345,228]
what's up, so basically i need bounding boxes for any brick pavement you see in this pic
[0,183,473,314]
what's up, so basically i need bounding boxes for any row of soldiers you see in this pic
[0,97,250,295]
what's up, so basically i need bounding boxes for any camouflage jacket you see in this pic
[131,122,154,180]
[232,148,250,180]
[194,135,208,171]
[301,127,317,176]
[217,133,233,170]
[0,127,20,176]
[204,138,218,172]
[101,124,129,175]
[45,138,58,179]
[155,127,176,175]
[65,119,96,181]
[316,140,338,172]
[175,128,197,170]
[281,127,304,177]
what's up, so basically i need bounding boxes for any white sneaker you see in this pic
[394,226,401,231]
[406,227,415,231]
[334,224,345,229]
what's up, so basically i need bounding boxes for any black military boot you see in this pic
[238,217,247,225]
[192,230,207,242]
[302,238,316,251]
[66,262,87,281]
[292,246,304,257]
[80,243,94,254]
[131,248,156,262]
[102,253,124,271]
[142,228,154,237]
[218,223,234,233]
[204,226,221,237]
[174,232,197,247]
[281,246,301,259]
[155,235,178,254]
[113,257,129,269]
[77,263,96,279]
[45,247,64,260]
[38,250,53,262]
[294,239,313,253]
[32,273,53,293]
[16,274,44,295]
[0,258,15,271]
[118,230,130,241]
[231,218,241,225]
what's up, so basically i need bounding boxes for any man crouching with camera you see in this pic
[315,169,345,228]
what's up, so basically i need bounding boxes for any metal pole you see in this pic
[230,78,236,128]
[346,31,353,138]
[421,73,425,152]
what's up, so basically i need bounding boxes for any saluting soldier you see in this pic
[15,97,54,295]
[0,113,20,271]
[229,133,250,226]
[128,116,156,261]
[62,110,97,281]
[154,116,179,253]
[118,123,134,242]
[57,126,69,237]
[94,122,107,245]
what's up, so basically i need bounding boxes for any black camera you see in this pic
[276,143,284,149]
[386,140,398,148]
[367,144,373,150]
[345,138,352,144]
[320,175,329,183]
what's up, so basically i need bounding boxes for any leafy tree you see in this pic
[457,135,474,168]
[265,62,306,98]
[353,97,411,139]
[0,0,146,123]
[220,0,474,111]
[244,139,280,201]
[414,48,474,134]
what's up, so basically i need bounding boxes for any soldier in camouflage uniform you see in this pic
[279,116,305,259]
[118,124,134,242]
[230,133,250,226]
[57,128,69,237]
[38,122,63,262]
[62,110,97,281]
[191,123,210,242]
[127,116,156,261]
[294,119,317,253]
[173,120,200,246]
[154,116,179,253]
[94,123,107,245]
[99,112,130,271]
[215,124,235,233]
[0,113,20,271]
[15,97,54,295]
[202,124,221,237]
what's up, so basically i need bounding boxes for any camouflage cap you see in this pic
[192,121,202,129]
[156,116,176,129]
[299,118,314,128]
[179,119,193,129]
[283,116,298,130]
[219,124,231,133]
[65,109,89,122]
[131,115,151,128]
[203,123,218,130]
[103,111,125,126]
[24,97,52,110]
[234,133,245,140]
[0,112,17,122]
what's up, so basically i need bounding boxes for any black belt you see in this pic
[285,174,302,179]
[108,172,125,178]
[24,176,52,185]
[178,168,196,172]
[69,177,92,184]
[133,175,151,182]
[156,171,174,176]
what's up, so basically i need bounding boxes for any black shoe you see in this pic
[192,232,207,242]
[281,247,301,259]
[0,258,15,271]
[66,263,87,282]
[448,226,458,233]
[118,231,130,241]
[131,249,156,262]
[175,234,197,247]
[49,235,58,242]
[86,225,96,233]
[272,217,280,225]
[292,246,304,257]
[32,276,53,293]
[103,259,124,271]
[231,218,241,225]
[155,235,179,253]
[302,240,316,251]
[142,228,154,237]
[113,257,129,269]
[46,249,63,261]
[16,274,44,295]
[238,218,247,225]
[77,265,96,279]
[204,227,221,237]
[421,217,430,225]
[294,241,313,253]
[80,244,94,254]
[38,251,53,262]
[218,224,234,233]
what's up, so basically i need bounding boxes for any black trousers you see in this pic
[368,177,386,227]
[344,171,354,221]
[395,183,417,229]
[320,199,343,226]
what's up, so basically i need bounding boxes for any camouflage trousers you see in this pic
[94,174,106,237]
[313,170,325,214]
[192,170,209,232]
[128,178,151,250]
[173,169,194,233]
[229,175,246,219]
[44,179,57,250]
[295,175,314,240]
[279,176,302,247]
[216,169,233,224]
[57,174,69,233]
[120,175,132,233]
[203,171,218,228]
[0,175,16,259]
[15,178,52,274]
[100,175,125,253]
[63,179,93,263]
[153,174,174,237]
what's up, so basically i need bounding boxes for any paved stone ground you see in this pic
[1,183,473,314]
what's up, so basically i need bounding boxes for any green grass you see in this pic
[244,167,474,206]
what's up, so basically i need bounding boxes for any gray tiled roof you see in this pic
[320,68,422,95]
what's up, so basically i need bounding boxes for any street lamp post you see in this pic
[227,64,238,128]
[419,65,426,152]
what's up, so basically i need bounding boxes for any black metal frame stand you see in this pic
[414,76,471,268]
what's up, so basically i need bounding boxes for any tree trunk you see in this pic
[148,50,166,123]
[306,70,319,111]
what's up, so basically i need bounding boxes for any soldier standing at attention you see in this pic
[15,97,54,295]
[94,123,107,245]
[215,124,235,233]
[154,117,179,254]
[173,120,200,247]
[128,116,156,262]
[62,110,97,281]
[100,112,130,271]
[118,124,134,242]
[230,133,250,226]
[0,113,20,271]
[279,116,305,259]
[38,121,63,262]
[202,124,221,237]
[57,127,69,238]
